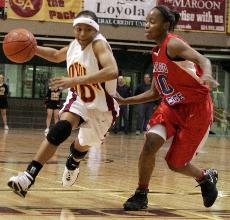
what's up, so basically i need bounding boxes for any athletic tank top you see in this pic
[152,33,210,106]
[66,34,117,112]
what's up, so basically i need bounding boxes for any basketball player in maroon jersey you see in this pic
[7,10,119,198]
[117,5,219,210]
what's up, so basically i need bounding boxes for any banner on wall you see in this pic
[7,0,82,23]
[84,0,158,27]
[158,0,226,33]
[84,0,226,32]
[228,0,230,33]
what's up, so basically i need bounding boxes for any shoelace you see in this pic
[196,175,217,190]
[128,191,147,202]
[17,172,32,189]
[66,170,74,181]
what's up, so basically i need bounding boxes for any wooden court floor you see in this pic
[0,128,229,220]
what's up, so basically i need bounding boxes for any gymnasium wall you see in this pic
[0,18,230,48]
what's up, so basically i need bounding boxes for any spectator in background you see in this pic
[135,73,157,135]
[0,74,9,130]
[113,75,131,134]
[44,87,62,134]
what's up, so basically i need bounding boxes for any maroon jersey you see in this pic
[152,33,210,106]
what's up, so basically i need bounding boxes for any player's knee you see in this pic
[47,120,72,146]
[143,133,162,154]
[70,142,88,160]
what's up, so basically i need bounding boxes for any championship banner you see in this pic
[158,0,226,32]
[84,0,158,27]
[7,0,82,23]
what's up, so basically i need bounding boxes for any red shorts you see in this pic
[148,95,213,168]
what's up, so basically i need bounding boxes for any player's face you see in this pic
[145,8,168,42]
[73,23,97,49]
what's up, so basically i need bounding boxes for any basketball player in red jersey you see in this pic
[117,5,219,210]
[7,10,119,197]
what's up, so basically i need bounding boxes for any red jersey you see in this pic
[152,33,210,106]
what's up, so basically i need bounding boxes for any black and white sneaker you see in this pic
[123,189,149,211]
[197,169,218,207]
[8,171,34,198]
[62,155,80,187]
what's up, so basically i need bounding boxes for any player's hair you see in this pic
[75,10,98,23]
[154,5,180,32]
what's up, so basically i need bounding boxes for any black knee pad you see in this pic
[70,142,88,159]
[47,120,72,146]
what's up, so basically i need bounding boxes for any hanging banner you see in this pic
[158,0,226,33]
[84,0,158,27]
[7,0,82,23]
[228,0,230,33]
[84,0,225,32]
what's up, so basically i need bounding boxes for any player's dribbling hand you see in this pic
[201,74,219,88]
[50,77,74,90]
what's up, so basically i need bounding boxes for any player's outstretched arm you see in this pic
[35,46,68,63]
[115,79,160,105]
[49,40,119,89]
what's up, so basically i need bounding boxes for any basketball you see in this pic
[3,28,37,63]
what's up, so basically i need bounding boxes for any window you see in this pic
[34,66,67,99]
[0,64,67,98]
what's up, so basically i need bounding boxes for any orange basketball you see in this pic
[3,28,37,63]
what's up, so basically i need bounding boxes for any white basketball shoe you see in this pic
[62,166,80,187]
[8,171,34,198]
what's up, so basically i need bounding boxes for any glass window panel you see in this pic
[22,65,33,98]
[3,64,24,97]
[51,66,68,99]
[34,66,50,98]
[34,65,67,99]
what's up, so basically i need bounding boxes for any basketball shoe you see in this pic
[197,169,218,207]
[62,155,80,187]
[7,171,34,198]
[4,125,9,130]
[123,189,149,211]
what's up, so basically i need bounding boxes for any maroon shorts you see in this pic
[148,95,213,168]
